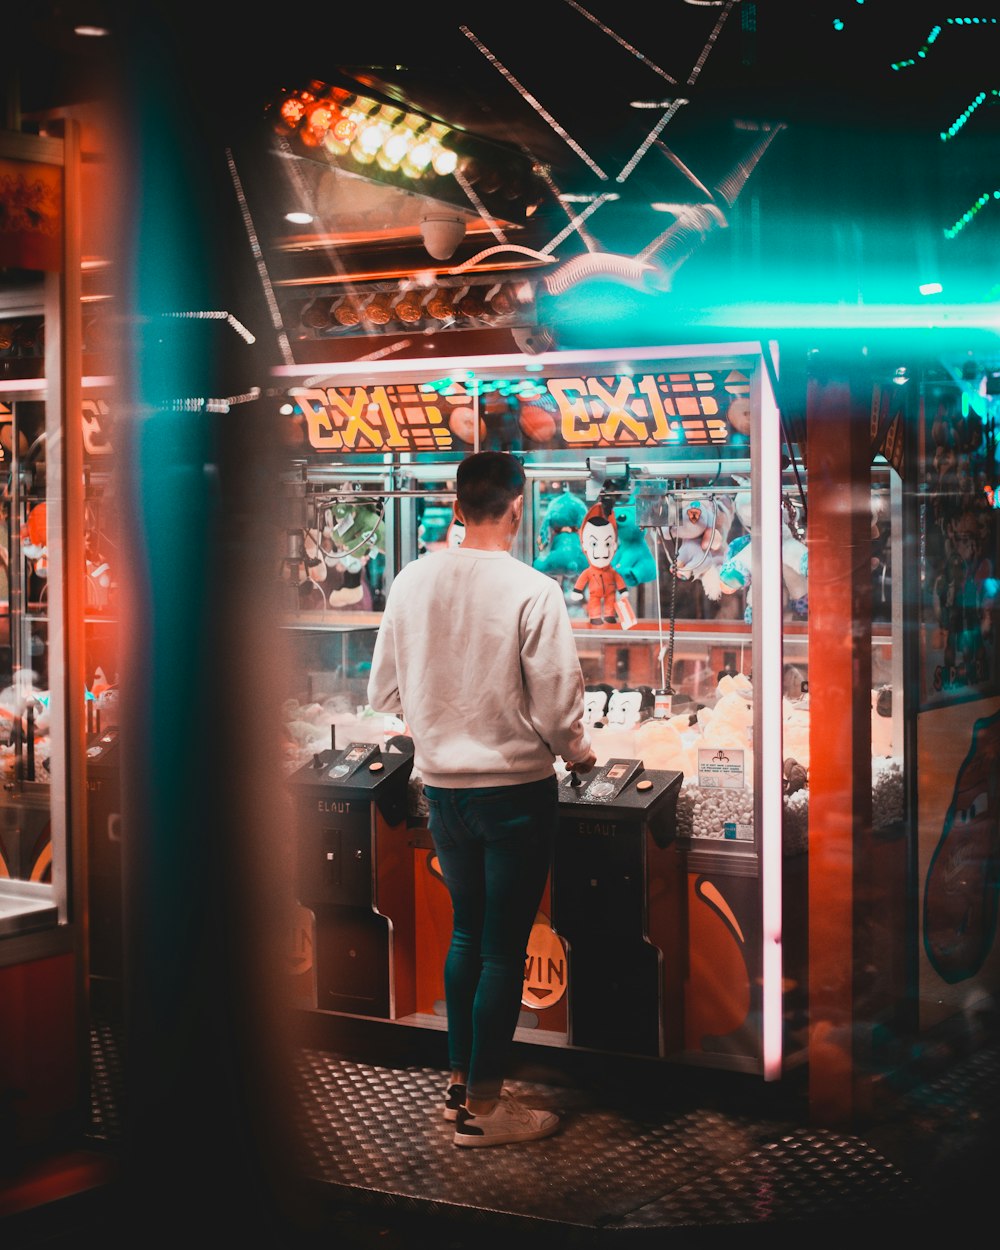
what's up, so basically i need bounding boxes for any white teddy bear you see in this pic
[661,494,736,601]
[719,483,808,621]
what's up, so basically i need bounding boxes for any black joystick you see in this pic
[570,769,582,788]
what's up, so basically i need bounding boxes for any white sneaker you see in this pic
[443,1082,466,1122]
[453,1091,559,1147]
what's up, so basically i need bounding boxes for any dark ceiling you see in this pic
[8,2,1000,374]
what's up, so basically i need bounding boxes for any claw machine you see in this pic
[0,120,97,1158]
[275,339,839,1082]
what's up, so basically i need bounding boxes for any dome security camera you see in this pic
[420,214,466,260]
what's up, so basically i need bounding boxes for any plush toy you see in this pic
[305,499,386,609]
[611,493,657,588]
[573,503,629,626]
[606,685,654,728]
[534,490,589,577]
[781,497,809,617]
[583,682,614,727]
[719,484,808,622]
[662,494,735,601]
[718,531,752,620]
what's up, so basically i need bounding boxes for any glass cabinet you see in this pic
[274,340,908,1079]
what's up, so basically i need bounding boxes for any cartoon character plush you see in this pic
[662,494,735,601]
[583,682,615,727]
[574,503,628,626]
[611,494,657,588]
[606,685,654,728]
[534,490,589,577]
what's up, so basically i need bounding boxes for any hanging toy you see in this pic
[533,490,588,577]
[611,490,657,588]
[719,482,808,622]
[663,494,735,601]
[573,503,630,627]
[323,498,386,609]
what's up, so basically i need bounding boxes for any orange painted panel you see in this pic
[0,954,79,1154]
[683,873,753,1056]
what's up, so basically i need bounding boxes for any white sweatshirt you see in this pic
[367,547,592,788]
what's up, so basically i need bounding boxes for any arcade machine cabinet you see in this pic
[553,757,684,1058]
[288,741,416,1019]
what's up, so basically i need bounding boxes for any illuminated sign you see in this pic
[1,399,114,460]
[291,368,752,454]
[82,397,114,457]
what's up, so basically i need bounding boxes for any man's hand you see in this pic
[566,751,597,775]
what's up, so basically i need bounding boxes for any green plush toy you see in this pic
[306,499,387,608]
[612,493,657,587]
[534,490,589,577]
[329,499,386,557]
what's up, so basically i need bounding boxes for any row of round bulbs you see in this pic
[299,284,522,331]
[277,88,458,179]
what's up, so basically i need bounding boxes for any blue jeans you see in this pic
[424,775,557,1101]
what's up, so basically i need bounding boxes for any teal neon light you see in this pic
[941,90,998,141]
[889,19,999,72]
[944,189,1000,239]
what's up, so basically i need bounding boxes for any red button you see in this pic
[636,779,653,792]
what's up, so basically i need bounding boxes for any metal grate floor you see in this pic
[88,1018,1000,1244]
[289,1049,914,1239]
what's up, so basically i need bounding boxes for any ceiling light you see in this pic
[285,211,314,225]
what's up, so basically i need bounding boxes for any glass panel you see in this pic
[0,297,59,931]
[0,384,56,925]
[278,468,391,774]
[0,125,99,950]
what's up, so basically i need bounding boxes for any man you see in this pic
[367,451,596,1147]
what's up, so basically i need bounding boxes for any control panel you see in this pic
[568,757,643,802]
[560,758,682,845]
[324,741,381,781]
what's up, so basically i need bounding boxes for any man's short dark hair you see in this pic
[456,452,525,523]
